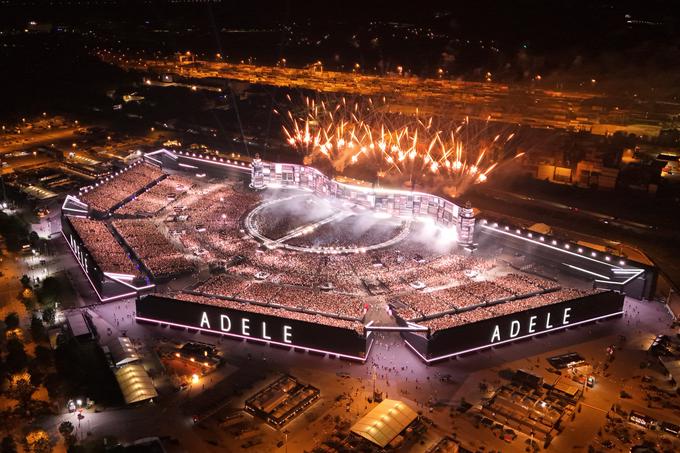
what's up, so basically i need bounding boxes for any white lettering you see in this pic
[510,320,521,338]
[563,307,572,325]
[262,322,271,340]
[528,316,537,333]
[491,325,501,343]
[220,315,231,332]
[200,312,211,329]
[241,318,250,336]
[545,312,553,329]
[283,325,292,344]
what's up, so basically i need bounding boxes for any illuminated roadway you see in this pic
[0,127,78,155]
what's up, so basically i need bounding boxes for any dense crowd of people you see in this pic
[192,274,366,320]
[172,184,259,261]
[68,217,139,277]
[161,179,517,301]
[395,273,562,319]
[271,287,365,320]
[112,219,194,279]
[191,274,250,298]
[493,273,560,293]
[115,175,193,217]
[176,292,364,334]
[423,288,599,333]
[80,162,164,212]
[68,164,614,344]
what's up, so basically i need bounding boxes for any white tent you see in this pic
[108,337,140,367]
[351,399,417,448]
[114,364,157,405]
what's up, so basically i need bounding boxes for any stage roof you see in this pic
[351,399,417,448]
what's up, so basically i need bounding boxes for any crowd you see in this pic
[316,256,360,293]
[68,217,139,277]
[156,178,514,300]
[493,273,559,293]
[112,219,194,279]
[272,287,365,320]
[174,184,259,262]
[192,274,251,298]
[192,274,366,320]
[394,272,563,320]
[461,281,512,302]
[115,175,193,217]
[423,288,599,333]
[80,162,164,213]
[75,166,586,333]
[176,292,364,334]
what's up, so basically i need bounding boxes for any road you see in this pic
[0,127,78,155]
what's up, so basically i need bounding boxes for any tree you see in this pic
[31,438,52,453]
[18,288,35,312]
[30,316,47,343]
[5,339,28,372]
[29,231,39,248]
[58,421,74,437]
[20,274,31,288]
[34,345,54,370]
[58,422,75,448]
[43,373,62,400]
[38,277,60,307]
[3,312,19,330]
[25,431,52,453]
[7,372,36,407]
[0,213,29,252]
[42,306,56,326]
[0,436,17,453]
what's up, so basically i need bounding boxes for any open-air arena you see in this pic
[60,149,655,362]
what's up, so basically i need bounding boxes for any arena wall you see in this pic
[61,214,106,296]
[136,294,370,361]
[60,214,144,301]
[402,290,624,363]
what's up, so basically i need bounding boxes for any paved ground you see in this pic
[10,210,677,451]
[42,292,671,452]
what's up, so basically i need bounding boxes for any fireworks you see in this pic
[278,95,519,193]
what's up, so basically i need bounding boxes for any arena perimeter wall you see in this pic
[136,294,370,361]
[401,290,624,363]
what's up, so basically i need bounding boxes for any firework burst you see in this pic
[277,95,519,194]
